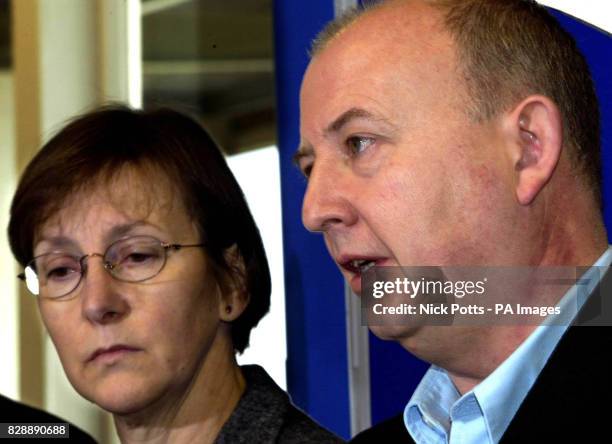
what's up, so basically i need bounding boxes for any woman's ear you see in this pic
[217,244,249,322]
[502,95,563,205]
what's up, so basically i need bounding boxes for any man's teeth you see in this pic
[351,259,375,272]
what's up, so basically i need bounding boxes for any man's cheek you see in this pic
[323,234,337,258]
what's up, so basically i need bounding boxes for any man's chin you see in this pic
[369,325,421,343]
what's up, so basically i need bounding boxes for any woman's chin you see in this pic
[96,392,156,417]
[77,380,162,417]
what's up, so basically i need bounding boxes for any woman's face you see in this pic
[34,170,229,415]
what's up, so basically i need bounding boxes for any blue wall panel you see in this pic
[273,1,351,439]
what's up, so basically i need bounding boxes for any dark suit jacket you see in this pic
[215,365,344,443]
[0,394,97,443]
[351,269,612,443]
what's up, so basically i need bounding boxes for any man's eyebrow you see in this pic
[325,107,392,134]
[293,107,393,167]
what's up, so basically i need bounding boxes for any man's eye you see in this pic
[293,151,313,180]
[300,163,313,179]
[346,136,375,155]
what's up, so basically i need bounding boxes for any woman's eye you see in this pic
[124,252,155,264]
[346,136,375,156]
[47,267,77,280]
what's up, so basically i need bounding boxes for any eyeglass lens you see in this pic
[25,236,167,299]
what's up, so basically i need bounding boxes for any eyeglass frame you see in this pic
[17,235,205,300]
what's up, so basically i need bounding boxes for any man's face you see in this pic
[298,4,519,345]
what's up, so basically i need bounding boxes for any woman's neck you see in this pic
[113,333,246,444]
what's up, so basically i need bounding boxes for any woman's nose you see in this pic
[80,255,129,324]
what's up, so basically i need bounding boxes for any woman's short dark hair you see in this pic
[8,105,271,353]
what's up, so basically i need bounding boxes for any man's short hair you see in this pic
[311,0,602,205]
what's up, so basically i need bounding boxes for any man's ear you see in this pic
[504,95,563,205]
[217,244,249,322]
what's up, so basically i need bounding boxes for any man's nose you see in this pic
[80,256,129,324]
[302,161,357,232]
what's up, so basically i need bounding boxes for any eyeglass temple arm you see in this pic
[163,243,205,250]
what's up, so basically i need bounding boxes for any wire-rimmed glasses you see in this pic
[18,235,204,300]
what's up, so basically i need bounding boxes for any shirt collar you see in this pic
[405,365,457,443]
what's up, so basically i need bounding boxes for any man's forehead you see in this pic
[304,1,454,84]
[300,2,460,126]
[320,1,448,57]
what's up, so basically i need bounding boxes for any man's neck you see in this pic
[447,324,538,395]
[447,240,609,395]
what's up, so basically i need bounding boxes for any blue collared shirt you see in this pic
[404,248,612,443]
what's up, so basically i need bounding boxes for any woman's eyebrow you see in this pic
[104,221,155,243]
[35,221,165,254]
[34,236,77,254]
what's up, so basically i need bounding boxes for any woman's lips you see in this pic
[88,345,140,363]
